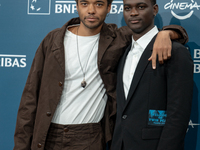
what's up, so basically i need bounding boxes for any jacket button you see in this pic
[64,127,69,132]
[122,115,127,119]
[37,143,42,148]
[59,82,63,87]
[46,112,51,117]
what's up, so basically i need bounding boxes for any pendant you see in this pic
[81,79,87,88]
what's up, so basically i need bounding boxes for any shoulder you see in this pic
[43,21,69,41]
[103,24,132,35]
[106,23,118,31]
[171,41,190,55]
[119,26,132,32]
[41,25,66,48]
[103,25,132,43]
[35,27,65,56]
[170,41,192,63]
[44,28,62,40]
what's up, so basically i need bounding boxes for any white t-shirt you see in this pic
[51,27,107,124]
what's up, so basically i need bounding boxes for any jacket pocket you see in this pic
[142,127,163,139]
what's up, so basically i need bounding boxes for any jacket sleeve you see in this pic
[13,33,50,150]
[157,42,193,150]
[162,25,188,45]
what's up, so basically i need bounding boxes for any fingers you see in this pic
[163,49,168,60]
[148,55,152,61]
[150,30,173,69]
[158,50,164,64]
[149,52,157,69]
[150,45,171,69]
[167,46,172,59]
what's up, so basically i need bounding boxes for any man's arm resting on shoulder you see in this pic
[157,43,193,150]
[149,25,188,69]
[162,24,188,44]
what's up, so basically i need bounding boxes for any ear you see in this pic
[153,4,158,16]
[107,4,111,13]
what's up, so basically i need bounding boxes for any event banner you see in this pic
[0,0,199,149]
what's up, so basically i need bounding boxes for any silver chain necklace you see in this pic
[76,26,99,88]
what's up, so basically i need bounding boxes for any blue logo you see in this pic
[148,110,167,126]
[28,0,51,15]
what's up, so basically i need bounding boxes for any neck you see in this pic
[132,25,155,41]
[69,22,102,36]
[80,22,102,36]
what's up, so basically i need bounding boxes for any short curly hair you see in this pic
[75,0,113,6]
[151,0,156,5]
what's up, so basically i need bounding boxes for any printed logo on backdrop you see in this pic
[194,49,200,73]
[55,0,77,13]
[187,120,200,132]
[164,0,200,20]
[55,0,123,14]
[28,0,123,15]
[0,54,26,68]
[28,0,51,15]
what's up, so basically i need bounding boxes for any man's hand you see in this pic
[148,30,179,69]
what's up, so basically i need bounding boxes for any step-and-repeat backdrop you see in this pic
[0,0,199,149]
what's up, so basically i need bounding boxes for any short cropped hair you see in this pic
[151,0,156,5]
[75,0,113,6]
